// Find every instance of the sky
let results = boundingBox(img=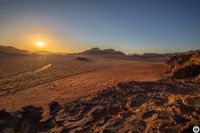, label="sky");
[0,0,200,54]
